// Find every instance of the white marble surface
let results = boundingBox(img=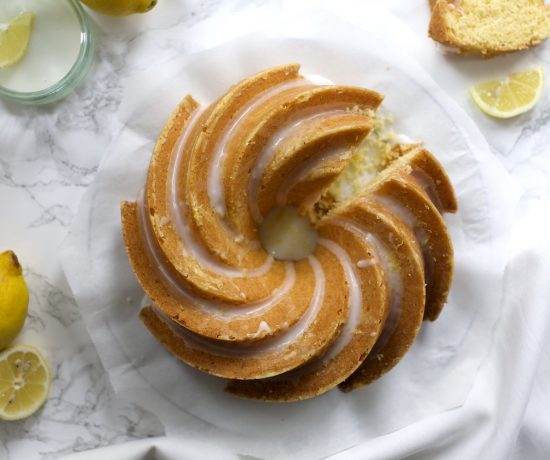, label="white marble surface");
[0,1,247,457]
[1,0,550,458]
